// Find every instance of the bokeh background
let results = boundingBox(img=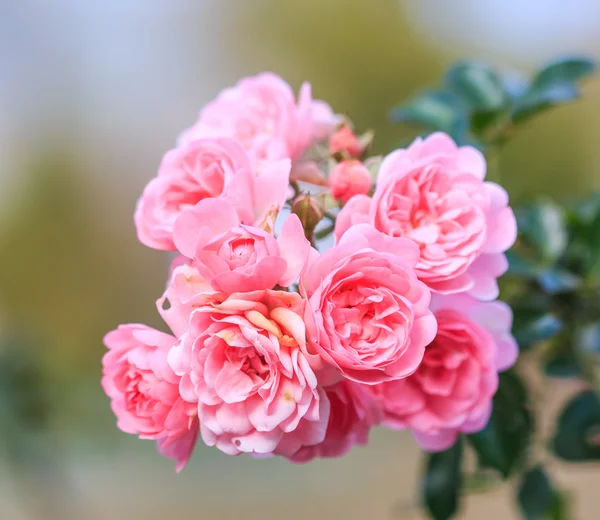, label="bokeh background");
[2,1,600,519]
